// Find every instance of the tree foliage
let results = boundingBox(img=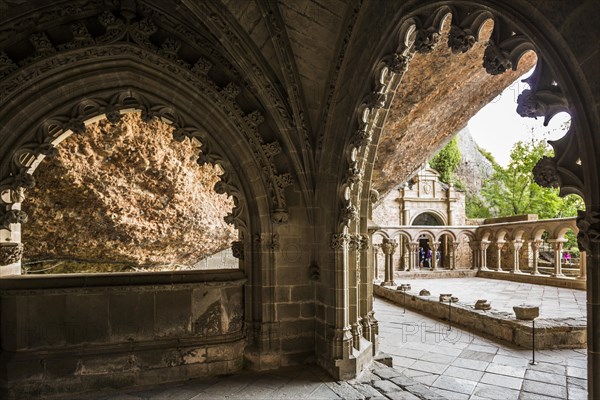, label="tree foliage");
[478,139,584,219]
[430,137,461,184]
